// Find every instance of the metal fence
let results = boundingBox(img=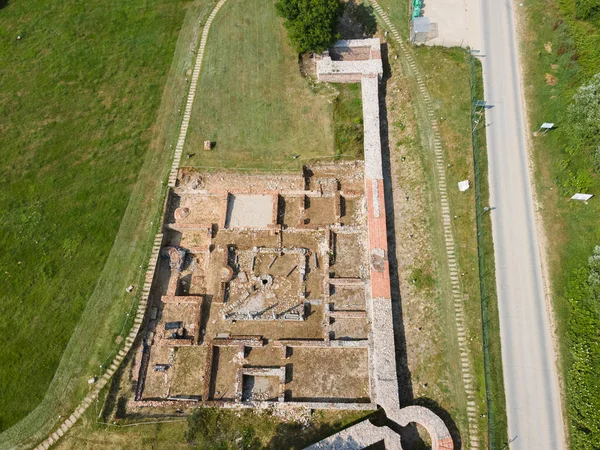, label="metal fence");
[470,54,508,449]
